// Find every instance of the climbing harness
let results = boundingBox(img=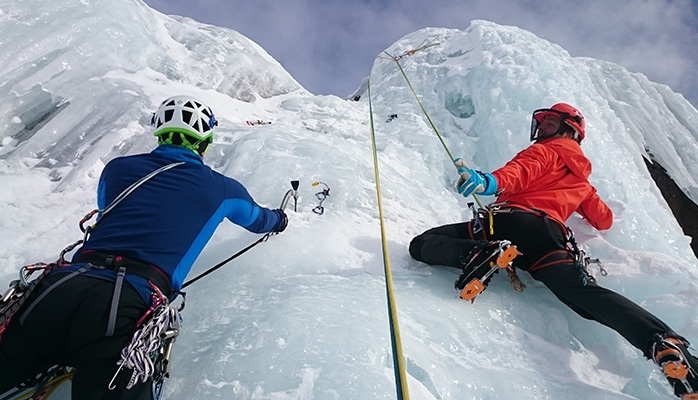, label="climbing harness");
[473,202,607,289]
[1,234,88,343]
[311,181,330,215]
[0,263,56,343]
[0,161,183,398]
